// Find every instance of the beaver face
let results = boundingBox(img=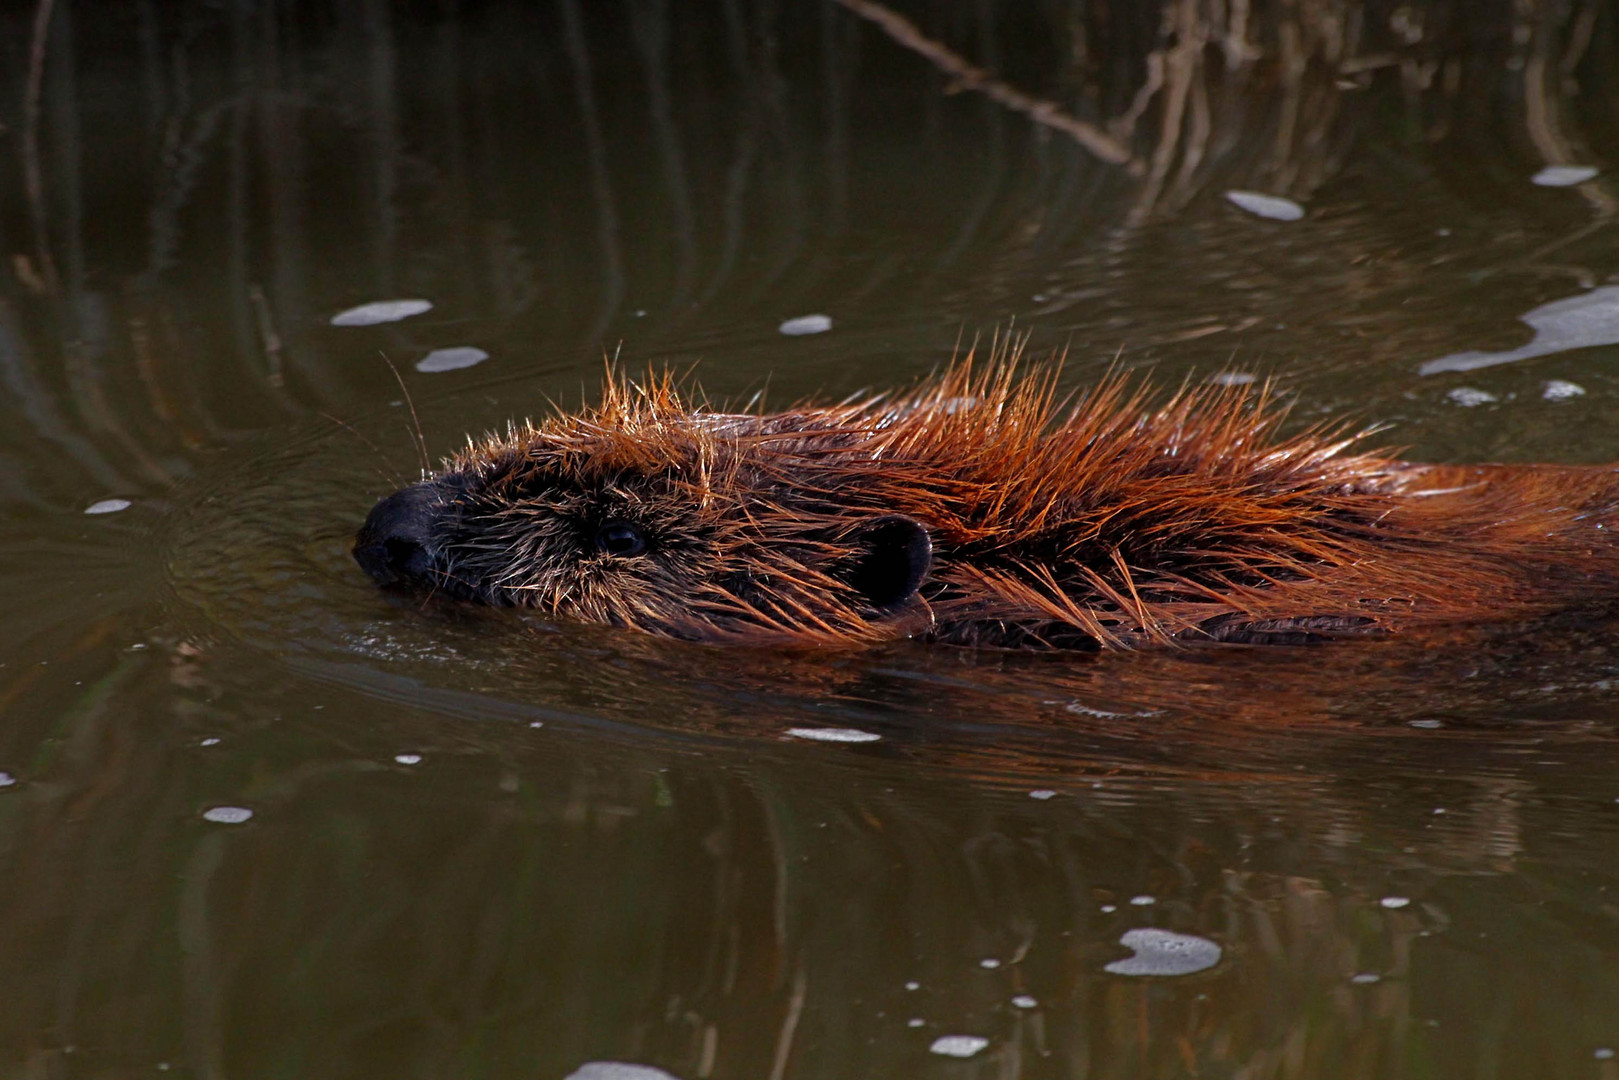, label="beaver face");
[354,413,934,643]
